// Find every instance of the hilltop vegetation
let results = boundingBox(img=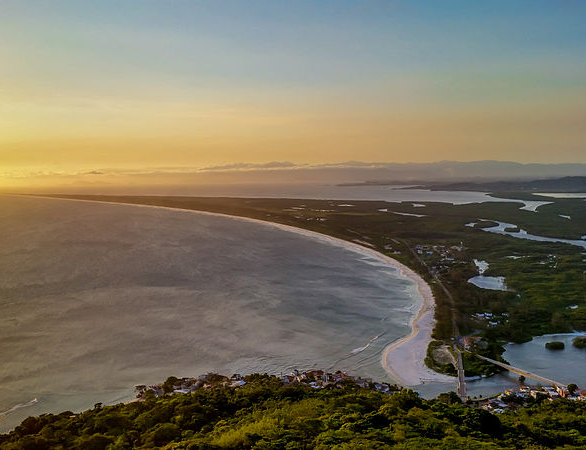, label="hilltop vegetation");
[2,374,586,449]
